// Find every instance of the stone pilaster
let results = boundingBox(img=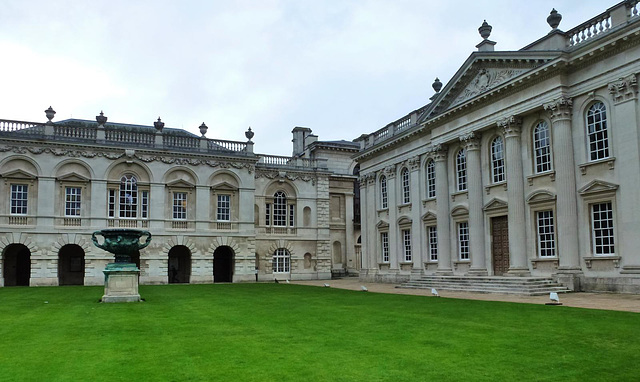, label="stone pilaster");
[544,96,582,288]
[460,132,487,275]
[408,155,423,274]
[498,116,530,276]
[384,164,399,271]
[365,174,377,274]
[433,145,453,275]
